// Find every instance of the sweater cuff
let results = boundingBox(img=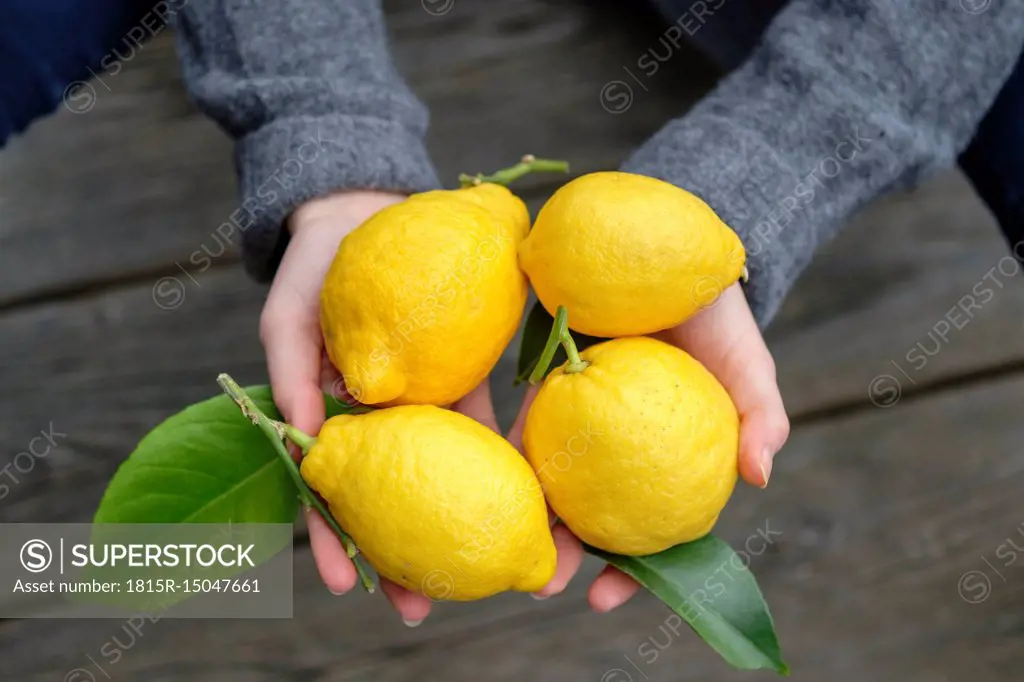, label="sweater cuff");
[235,114,441,281]
[620,80,897,328]
[621,113,803,327]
